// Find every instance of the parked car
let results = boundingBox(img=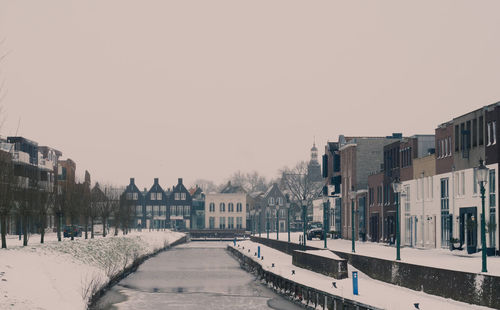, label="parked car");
[307,222,324,240]
[63,225,82,238]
